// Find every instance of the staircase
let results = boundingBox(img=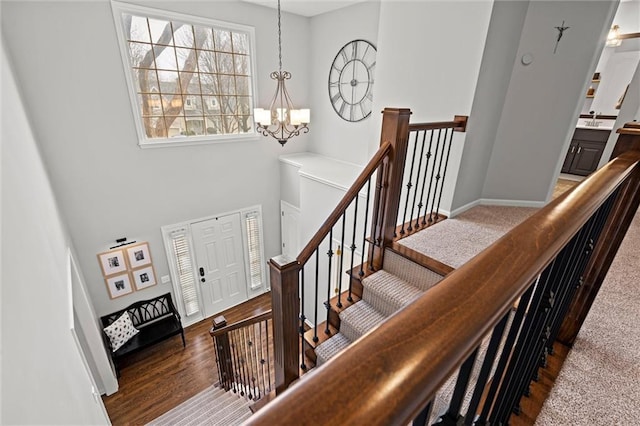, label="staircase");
[314,249,444,366]
[148,385,253,426]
